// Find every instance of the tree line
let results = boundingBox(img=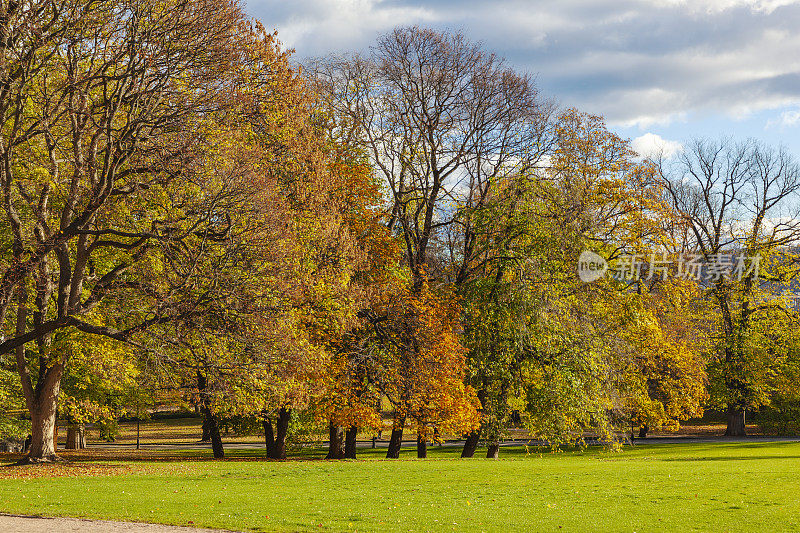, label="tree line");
[1,0,799,463]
